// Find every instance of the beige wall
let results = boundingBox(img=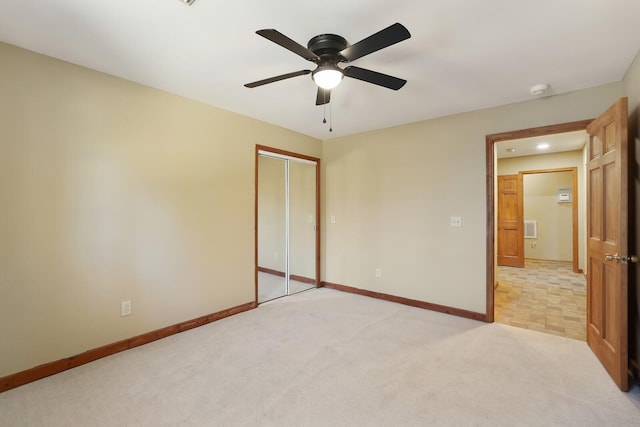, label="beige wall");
[625,48,640,130]
[322,83,623,314]
[498,150,585,269]
[0,42,321,377]
[522,172,573,261]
